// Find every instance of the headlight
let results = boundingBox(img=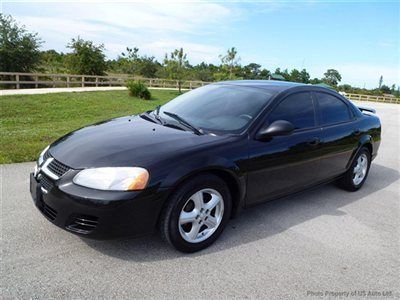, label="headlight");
[38,145,50,166]
[73,167,149,191]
